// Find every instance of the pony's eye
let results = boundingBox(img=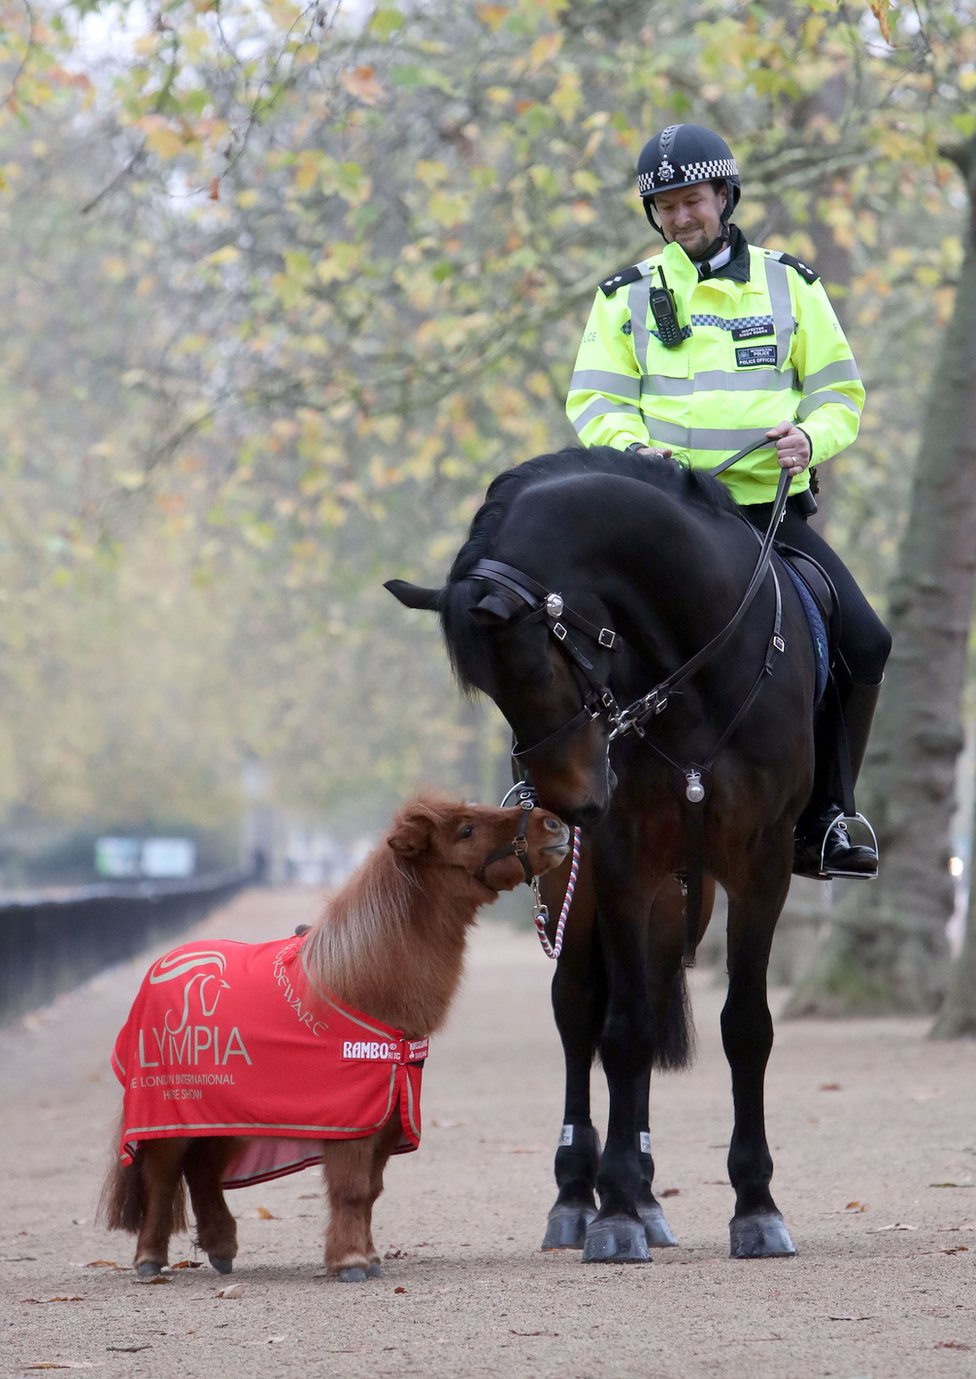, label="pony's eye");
[458,823,475,839]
